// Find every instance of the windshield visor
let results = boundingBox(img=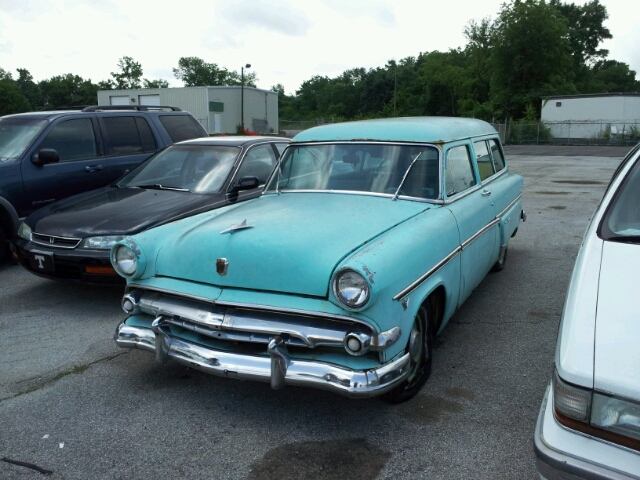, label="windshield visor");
[0,117,48,160]
[118,145,240,193]
[266,143,440,200]
[600,156,640,241]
